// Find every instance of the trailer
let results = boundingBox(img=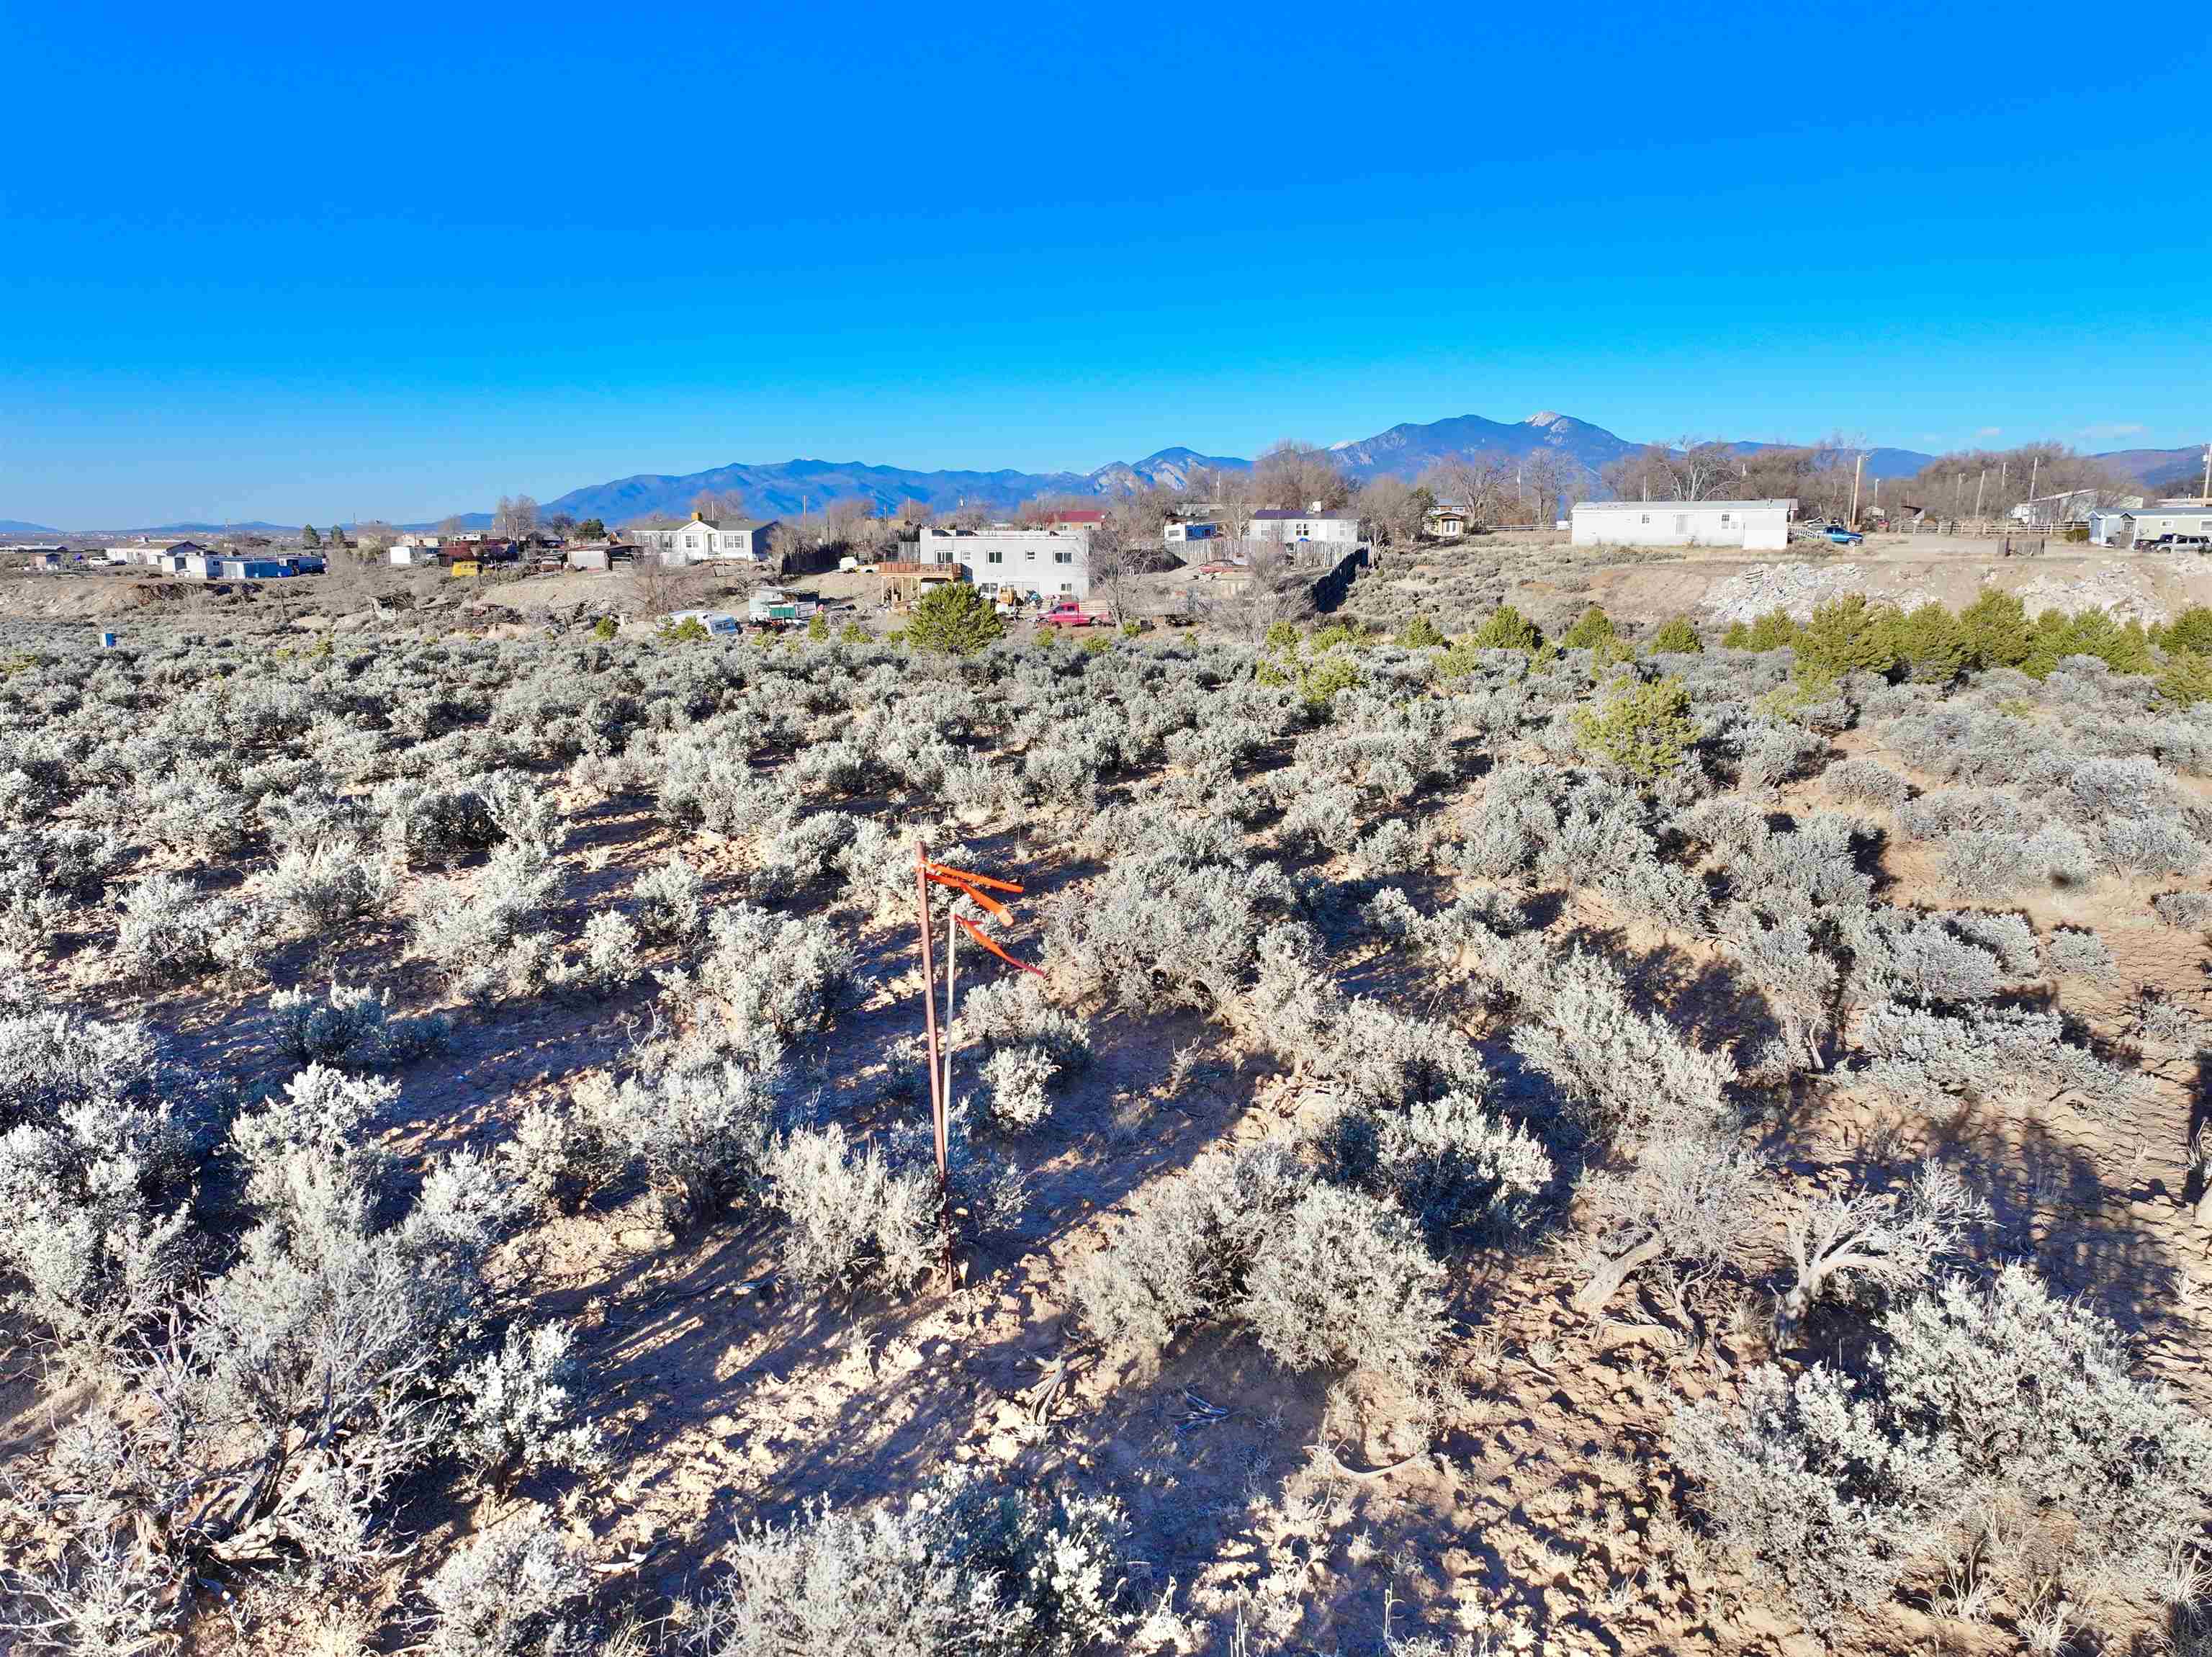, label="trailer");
[747,588,819,627]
